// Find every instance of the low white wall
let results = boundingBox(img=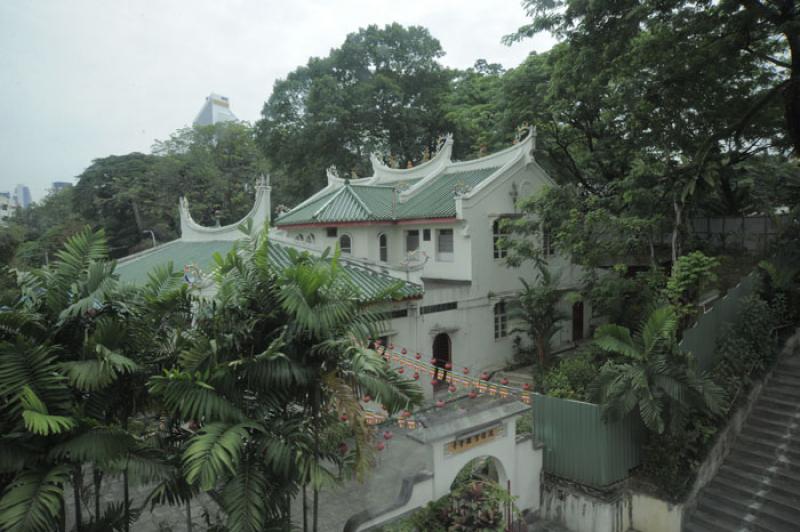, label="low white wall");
[630,493,682,532]
[540,480,631,532]
[348,473,434,532]
[514,436,543,512]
